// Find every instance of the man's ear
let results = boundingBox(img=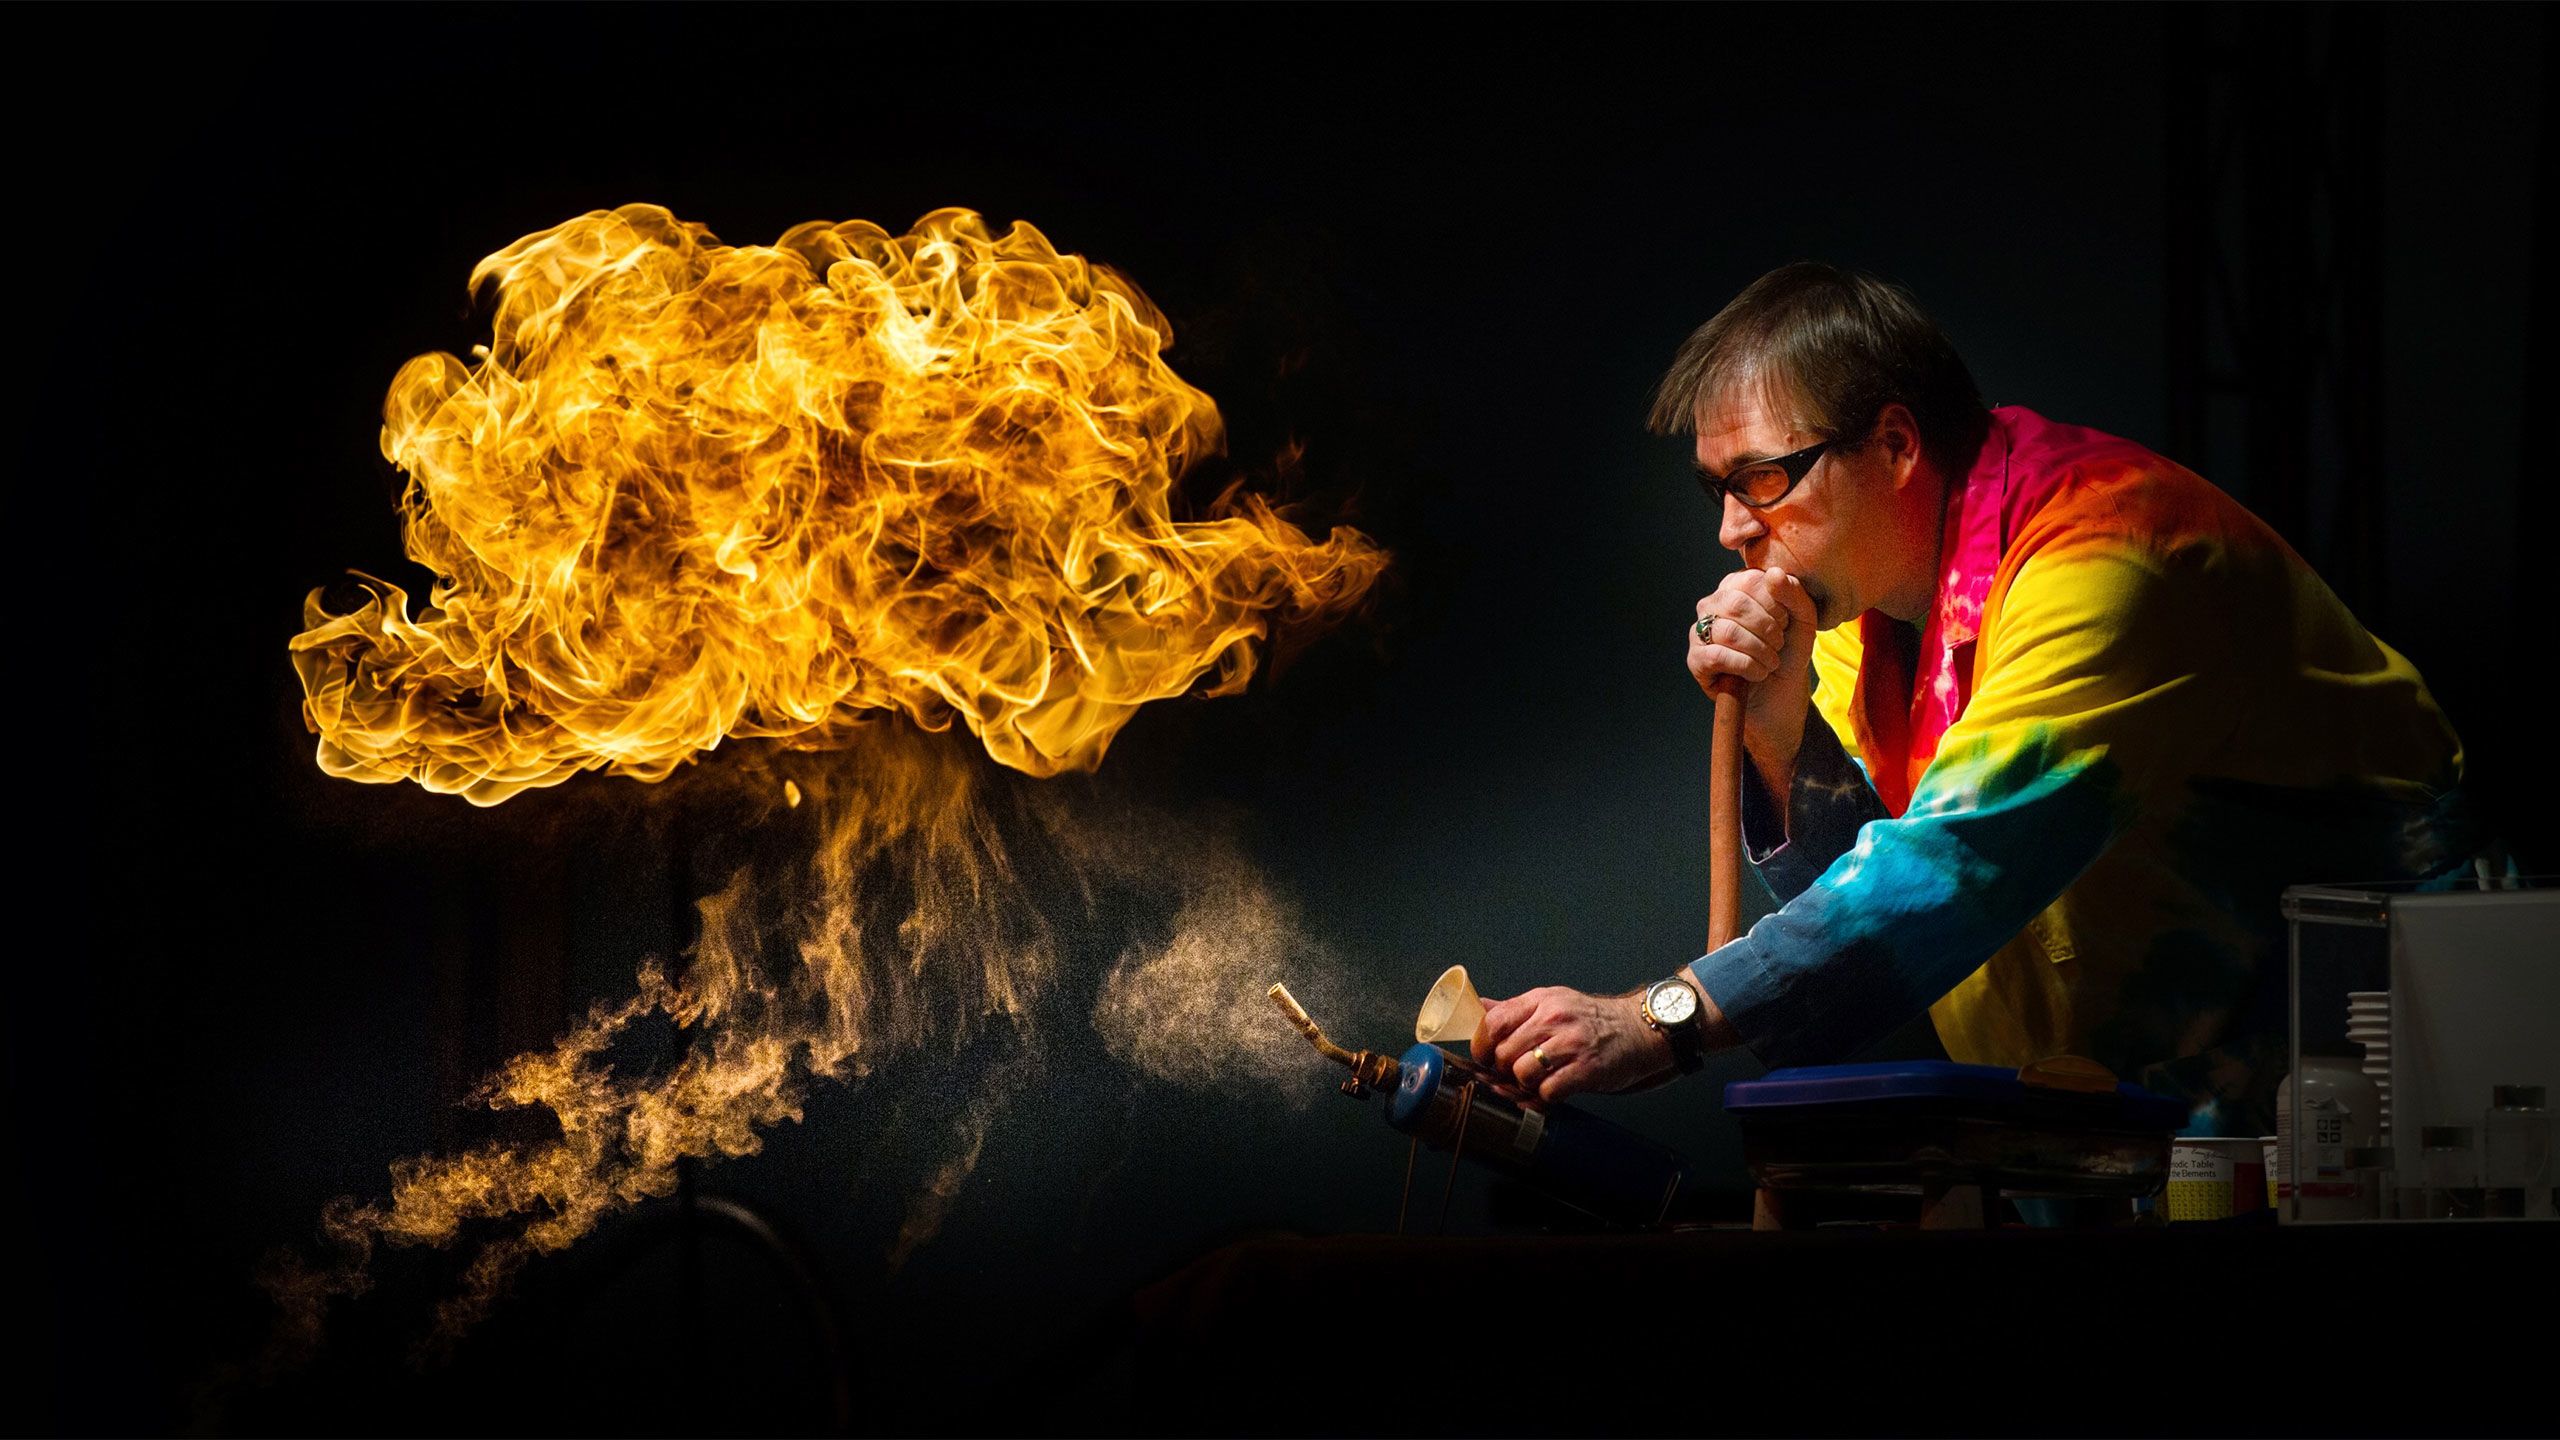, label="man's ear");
[1876,403,1925,489]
